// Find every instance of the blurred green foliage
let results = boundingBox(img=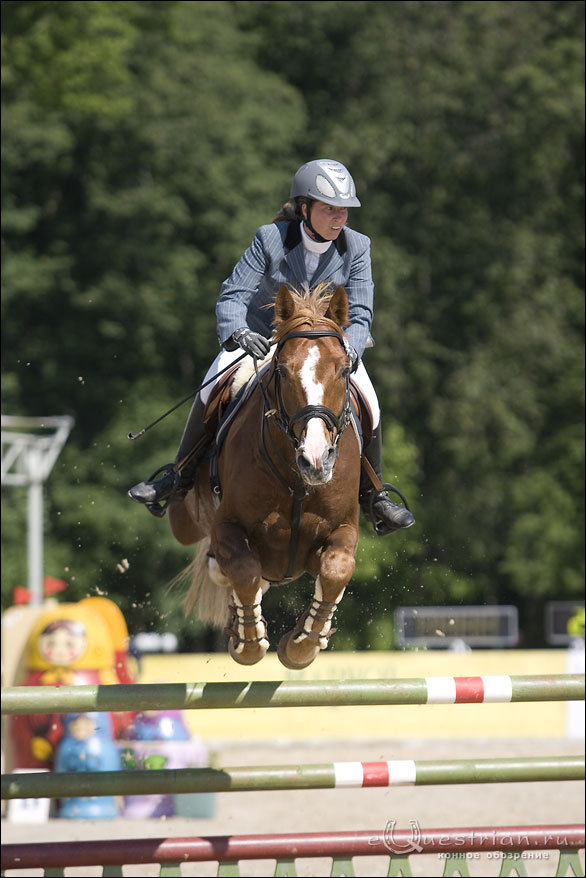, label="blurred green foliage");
[2,0,584,649]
